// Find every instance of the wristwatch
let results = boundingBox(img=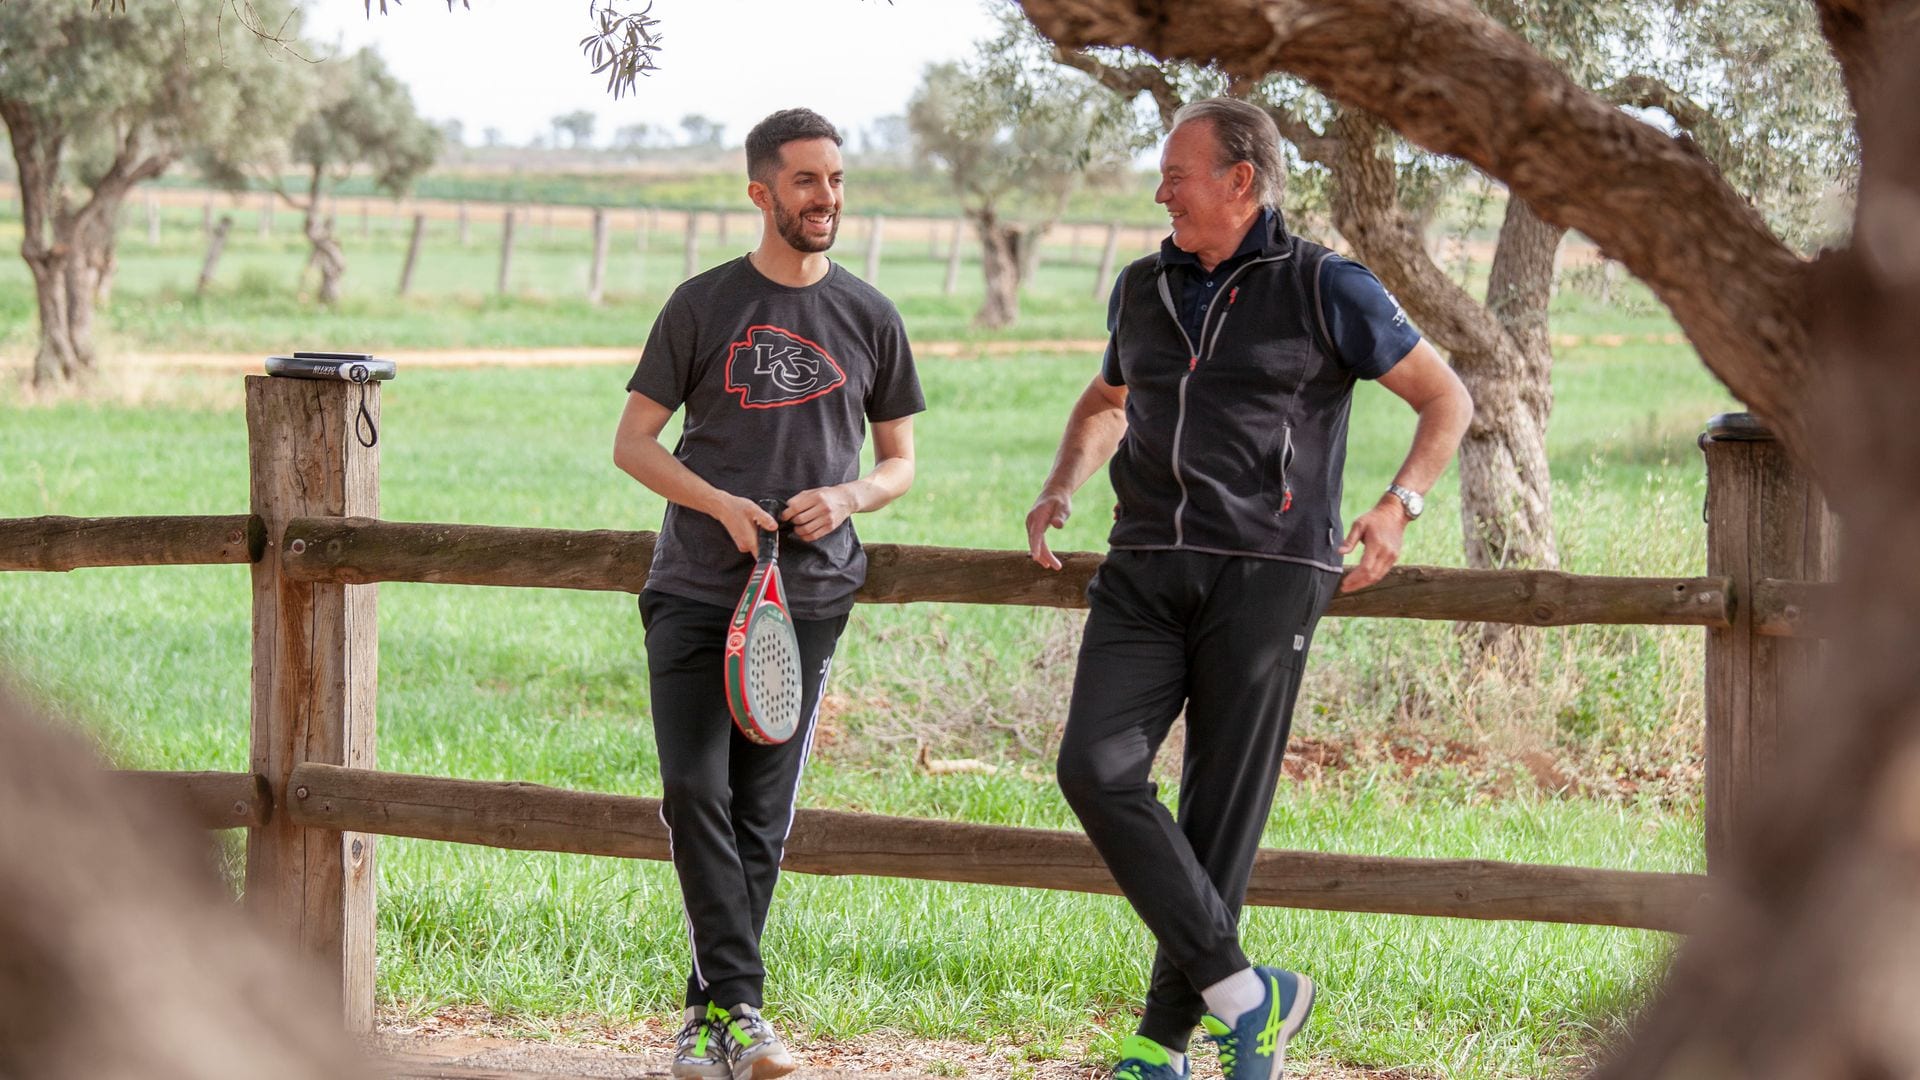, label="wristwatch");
[1386,483,1424,519]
